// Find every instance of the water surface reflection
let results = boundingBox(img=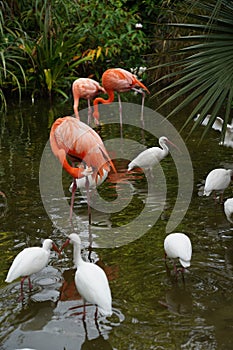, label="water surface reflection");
[1,101,233,349]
